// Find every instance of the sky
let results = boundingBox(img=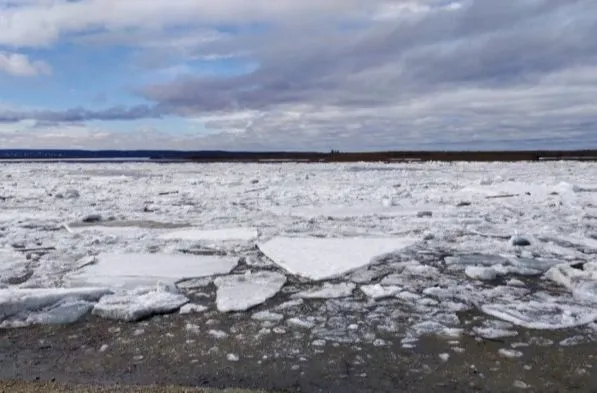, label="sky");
[0,0,596,151]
